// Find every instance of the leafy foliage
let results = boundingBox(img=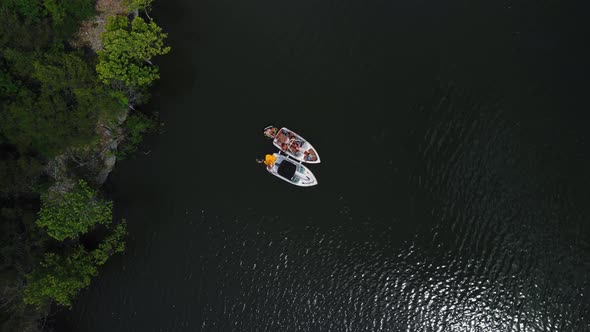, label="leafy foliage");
[0,0,44,23]
[0,0,161,322]
[97,16,170,87]
[123,0,154,11]
[0,201,44,274]
[22,220,127,308]
[0,0,94,45]
[92,221,127,266]
[0,9,52,50]
[0,67,20,97]
[118,112,157,158]
[43,0,95,39]
[23,247,97,308]
[0,50,124,156]
[0,150,44,194]
[36,180,113,241]
[2,48,37,78]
